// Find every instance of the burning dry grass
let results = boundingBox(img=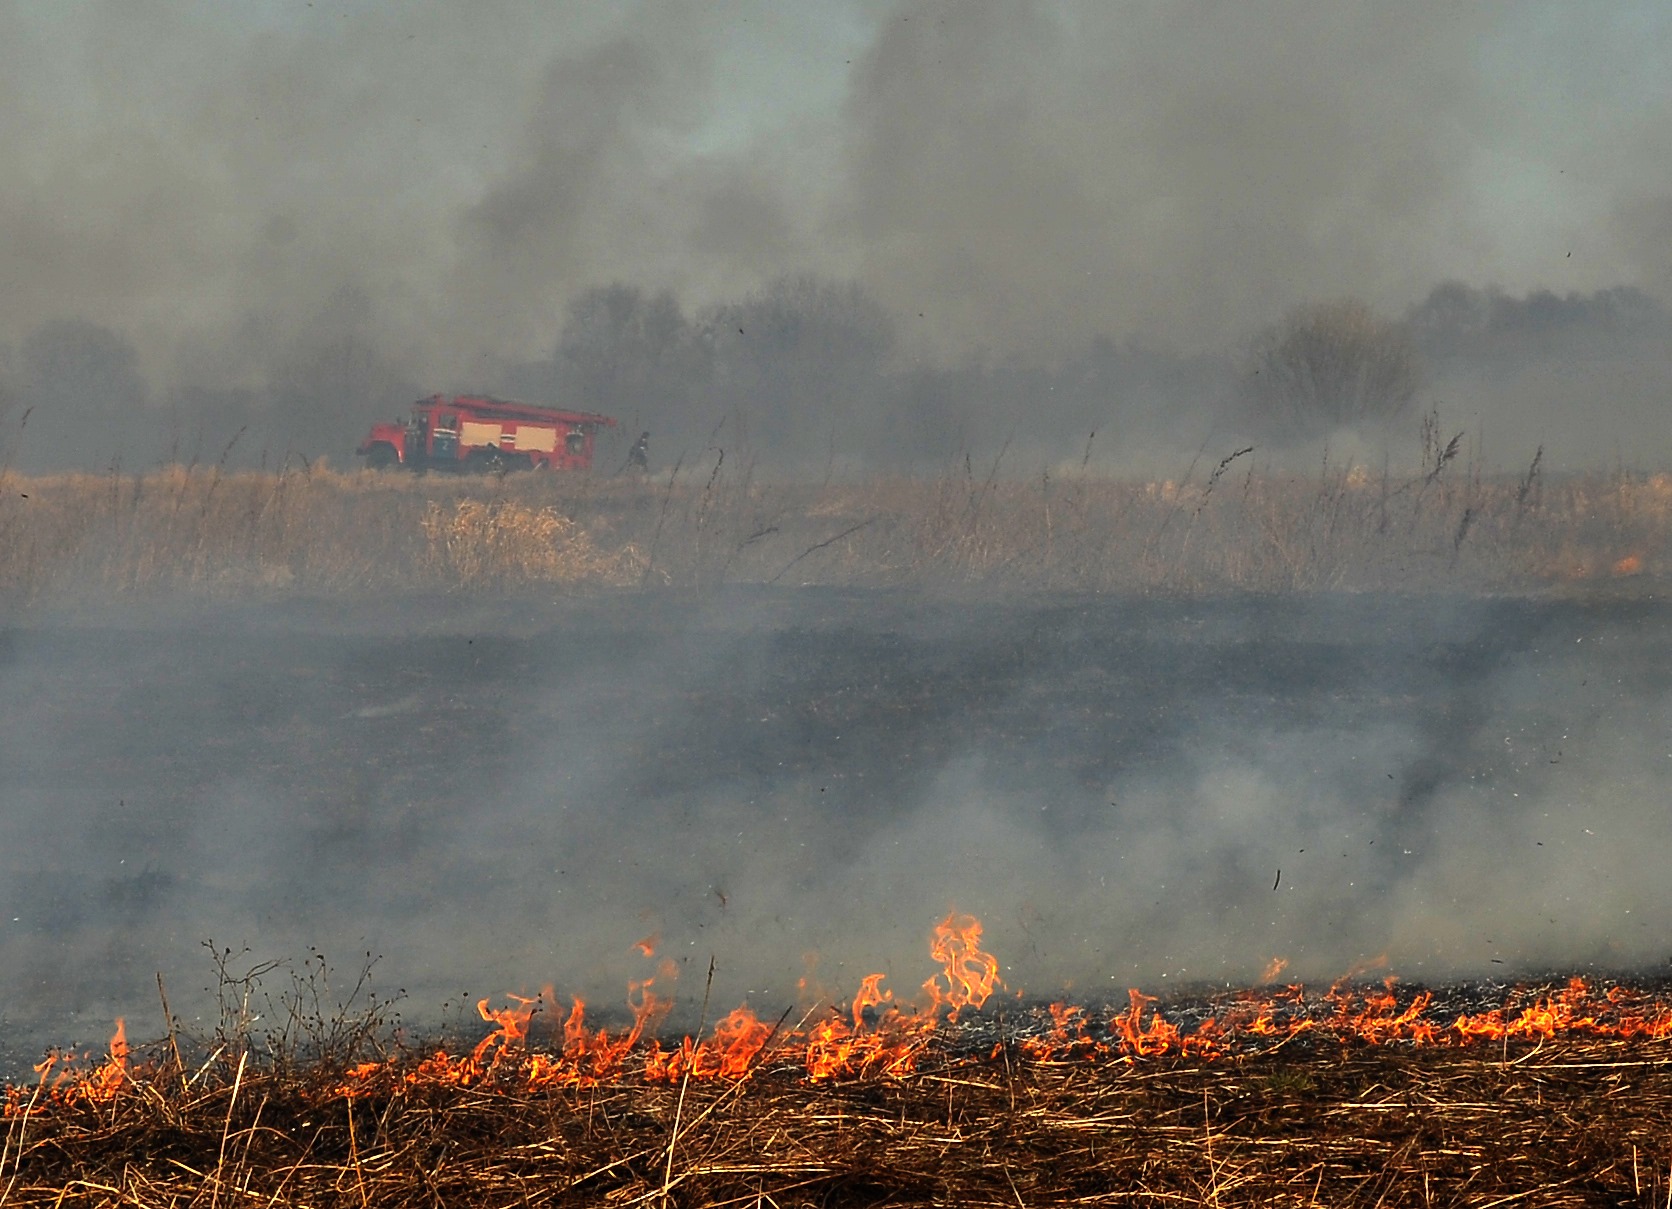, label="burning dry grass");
[7,1011,1672,1206]
[0,450,1670,604]
[9,921,1672,1205]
